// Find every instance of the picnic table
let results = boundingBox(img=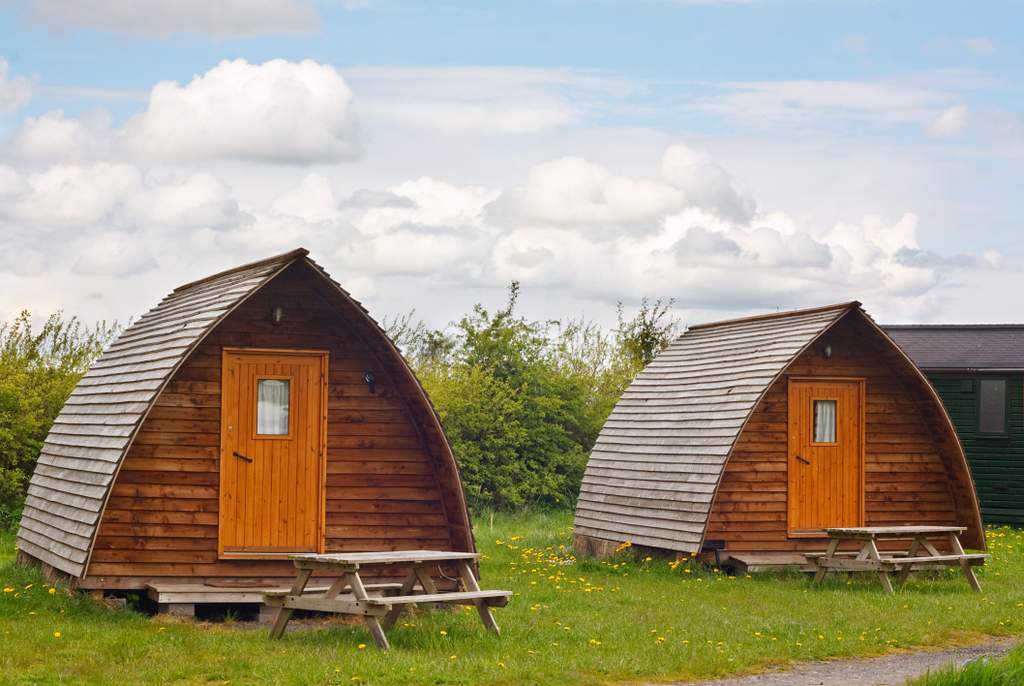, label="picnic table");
[807,526,987,594]
[263,550,512,650]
